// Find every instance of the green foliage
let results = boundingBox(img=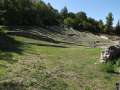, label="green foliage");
[100,58,120,74]
[105,12,114,33]
[0,26,9,35]
[113,59,120,73]
[100,62,115,73]
[0,27,5,34]
[0,0,59,26]
[0,0,118,34]
[85,17,100,33]
[115,20,120,35]
[60,6,68,19]
[115,59,120,67]
[98,20,105,33]
[68,12,76,18]
[62,10,101,33]
[64,17,75,27]
[76,11,87,21]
